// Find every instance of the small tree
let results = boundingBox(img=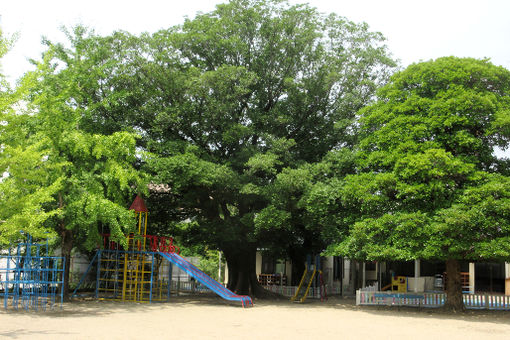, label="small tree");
[330,57,510,310]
